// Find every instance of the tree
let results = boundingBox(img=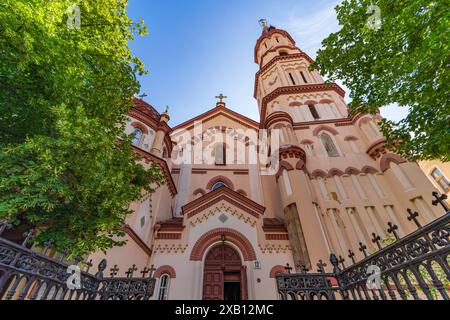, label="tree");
[0,0,165,258]
[312,0,449,162]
